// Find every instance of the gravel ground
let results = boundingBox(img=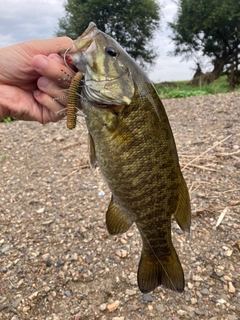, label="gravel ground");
[0,92,239,320]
